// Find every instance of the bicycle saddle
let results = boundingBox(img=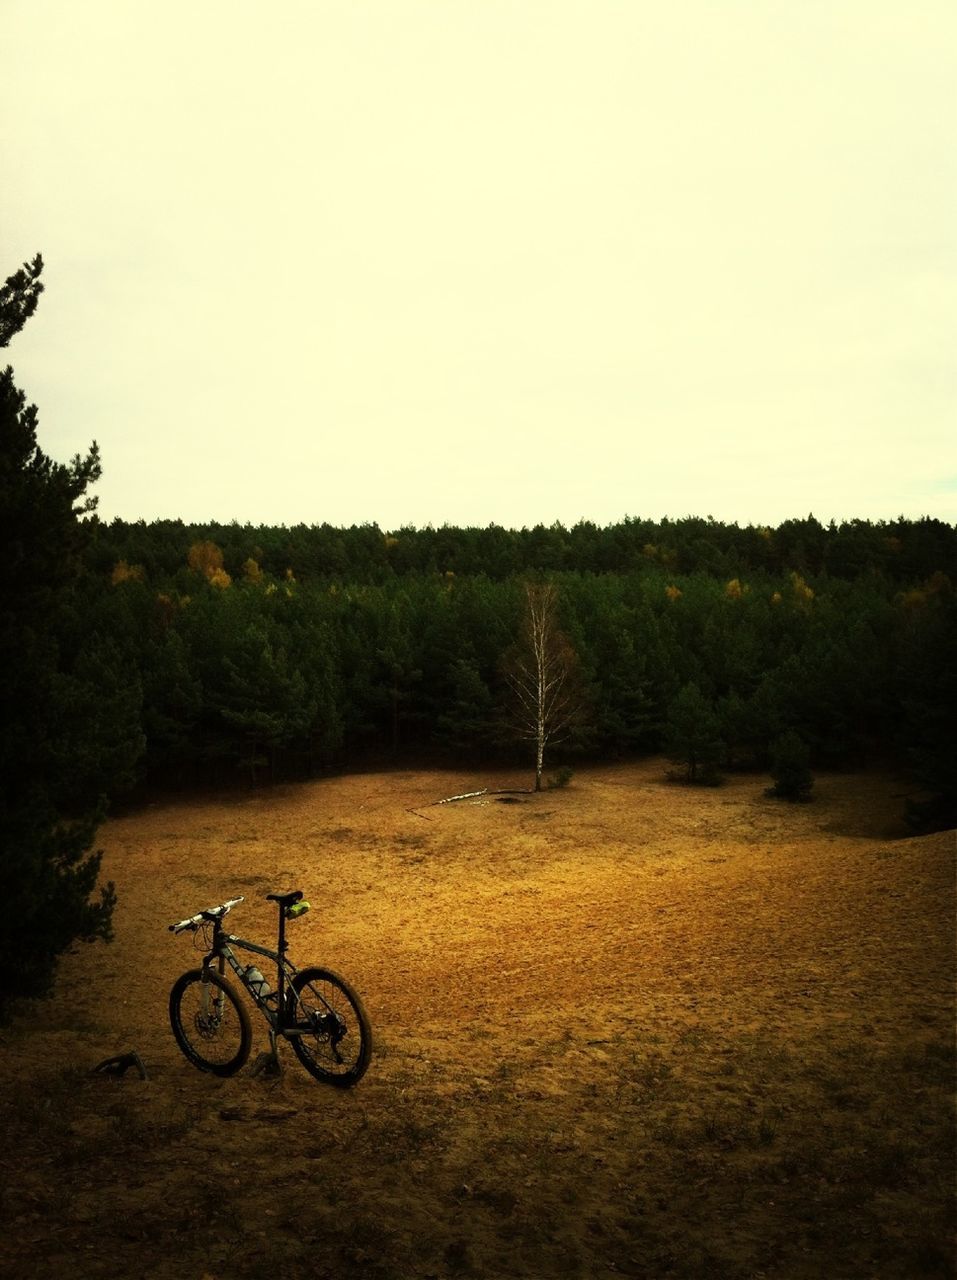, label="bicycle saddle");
[266,890,303,908]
